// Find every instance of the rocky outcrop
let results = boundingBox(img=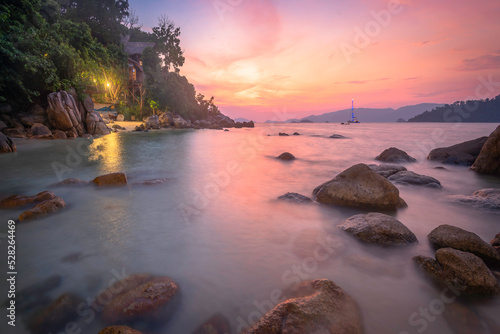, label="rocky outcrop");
[387,171,442,188]
[0,132,16,153]
[368,164,407,178]
[447,188,500,210]
[28,293,83,333]
[313,163,406,210]
[91,173,128,186]
[52,130,67,139]
[413,248,499,296]
[339,212,417,246]
[47,91,85,136]
[21,115,48,127]
[19,196,66,221]
[191,314,231,334]
[243,279,363,334]
[0,191,55,209]
[2,127,26,138]
[86,111,111,135]
[428,137,488,166]
[98,274,179,323]
[145,115,160,129]
[98,326,144,334]
[471,125,500,175]
[375,147,417,163]
[279,132,289,136]
[30,123,52,138]
[277,152,295,160]
[277,192,312,203]
[428,225,500,266]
